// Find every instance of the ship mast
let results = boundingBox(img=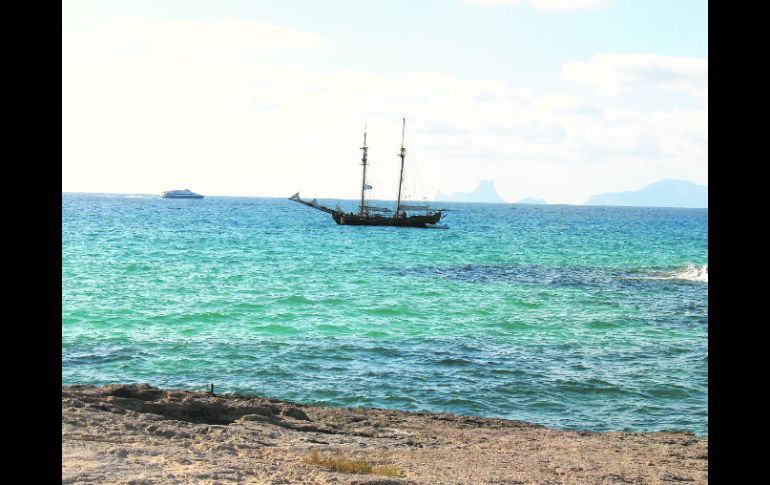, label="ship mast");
[359,126,369,216]
[395,117,406,217]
